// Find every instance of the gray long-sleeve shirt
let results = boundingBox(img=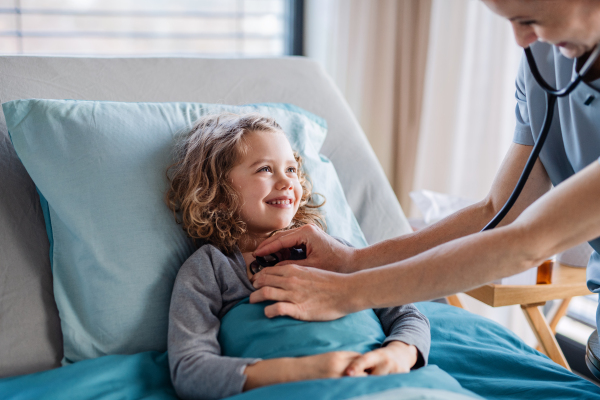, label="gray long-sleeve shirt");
[168,241,431,400]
